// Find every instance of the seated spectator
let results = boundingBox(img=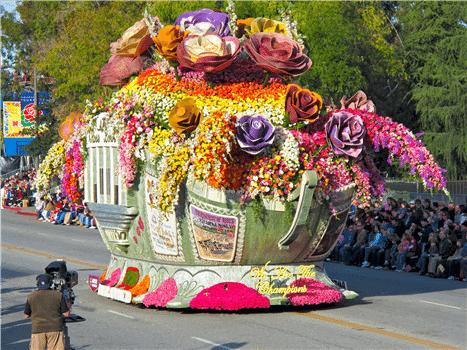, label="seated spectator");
[383,233,399,270]
[35,196,46,220]
[40,197,56,222]
[362,224,389,268]
[342,222,368,266]
[394,232,411,272]
[444,239,466,280]
[416,235,439,275]
[423,228,452,277]
[329,220,353,262]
